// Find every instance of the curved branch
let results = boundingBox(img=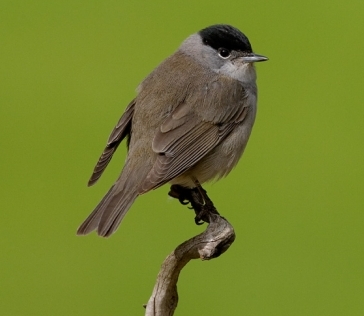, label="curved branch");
[145,184,236,316]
